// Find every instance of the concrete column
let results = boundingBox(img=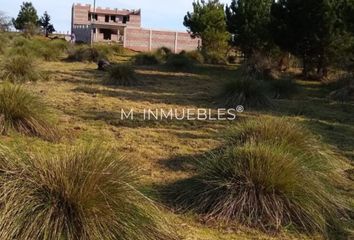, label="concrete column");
[174,32,178,53]
[95,28,98,42]
[149,29,152,51]
[123,27,127,47]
